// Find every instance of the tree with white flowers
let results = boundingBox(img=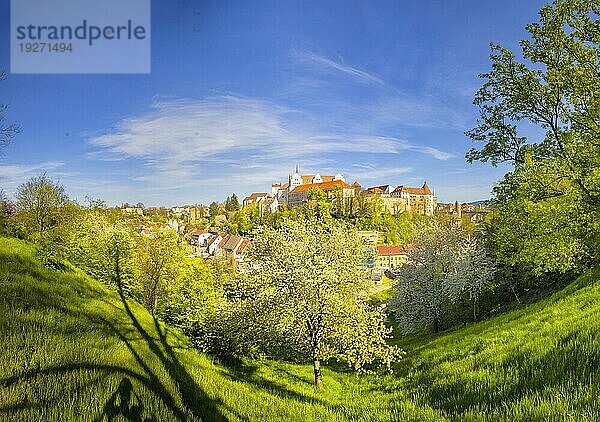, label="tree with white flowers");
[392,221,494,333]
[228,218,401,389]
